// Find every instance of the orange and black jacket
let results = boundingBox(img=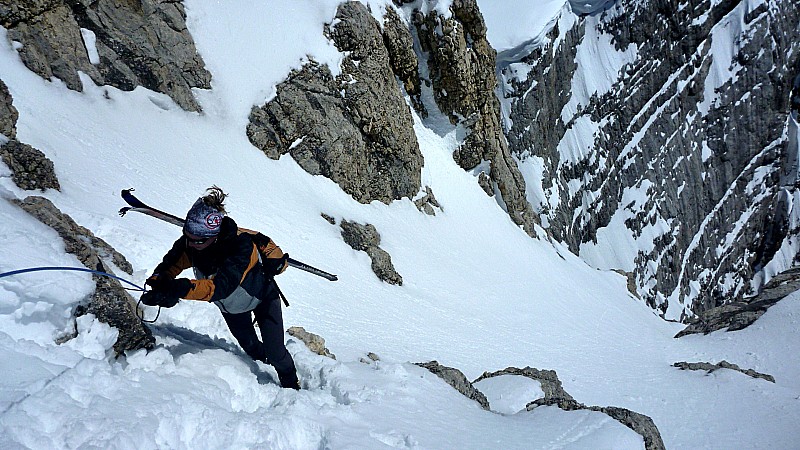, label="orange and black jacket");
[152,216,282,314]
